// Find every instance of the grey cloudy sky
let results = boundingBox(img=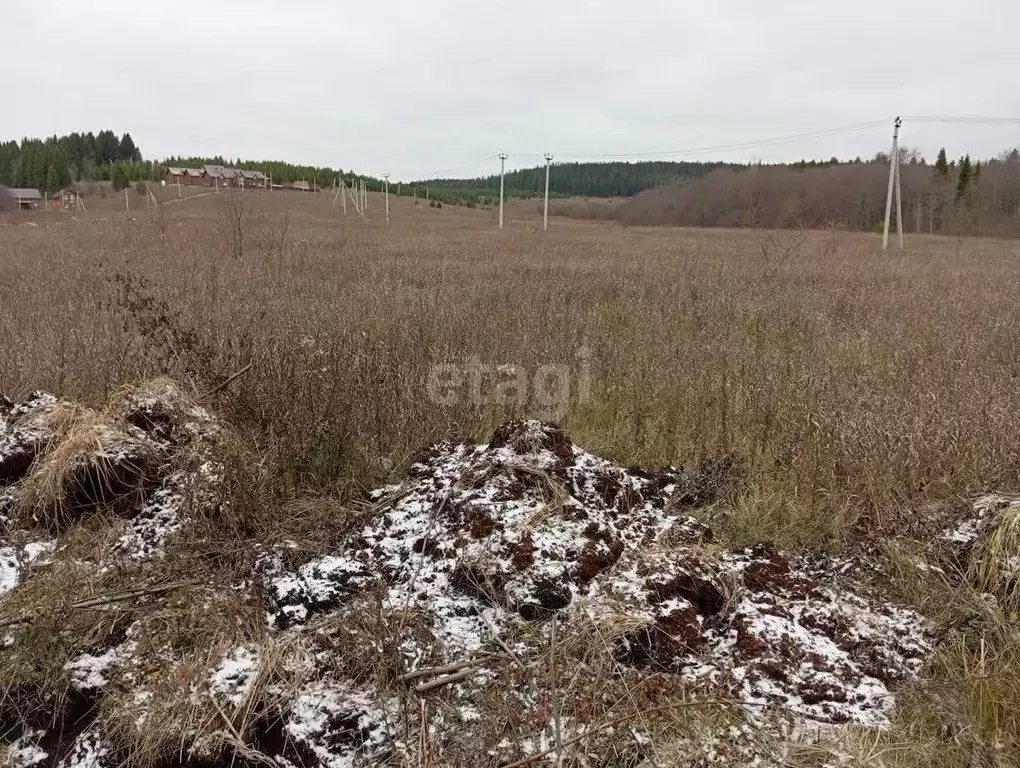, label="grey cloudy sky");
[5,0,1020,180]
